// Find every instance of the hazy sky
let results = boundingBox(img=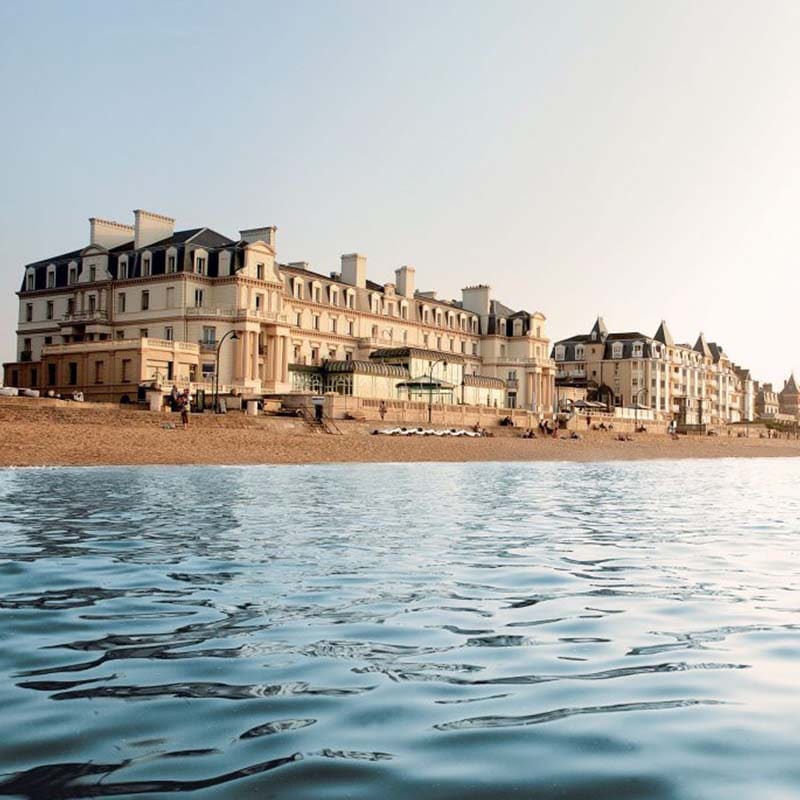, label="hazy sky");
[1,1,798,384]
